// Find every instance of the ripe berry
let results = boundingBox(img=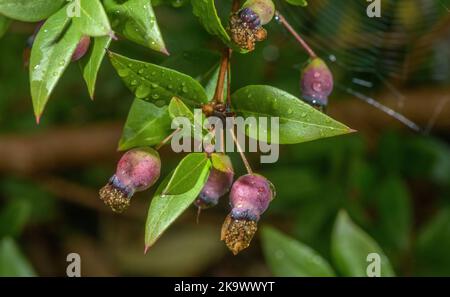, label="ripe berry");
[300,58,334,110]
[194,154,234,209]
[221,174,275,255]
[99,147,161,213]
